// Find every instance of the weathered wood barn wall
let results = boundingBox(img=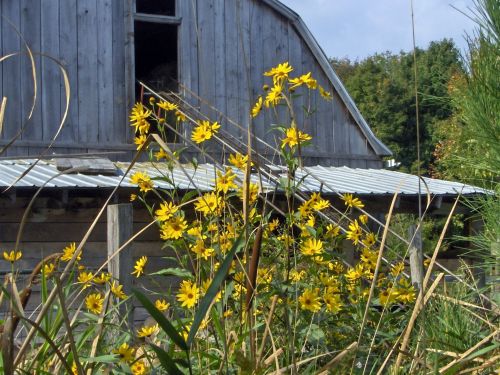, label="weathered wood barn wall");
[0,0,391,167]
